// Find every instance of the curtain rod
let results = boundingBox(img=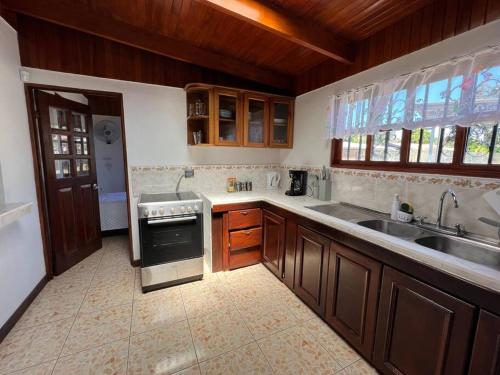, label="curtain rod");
[331,44,500,98]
